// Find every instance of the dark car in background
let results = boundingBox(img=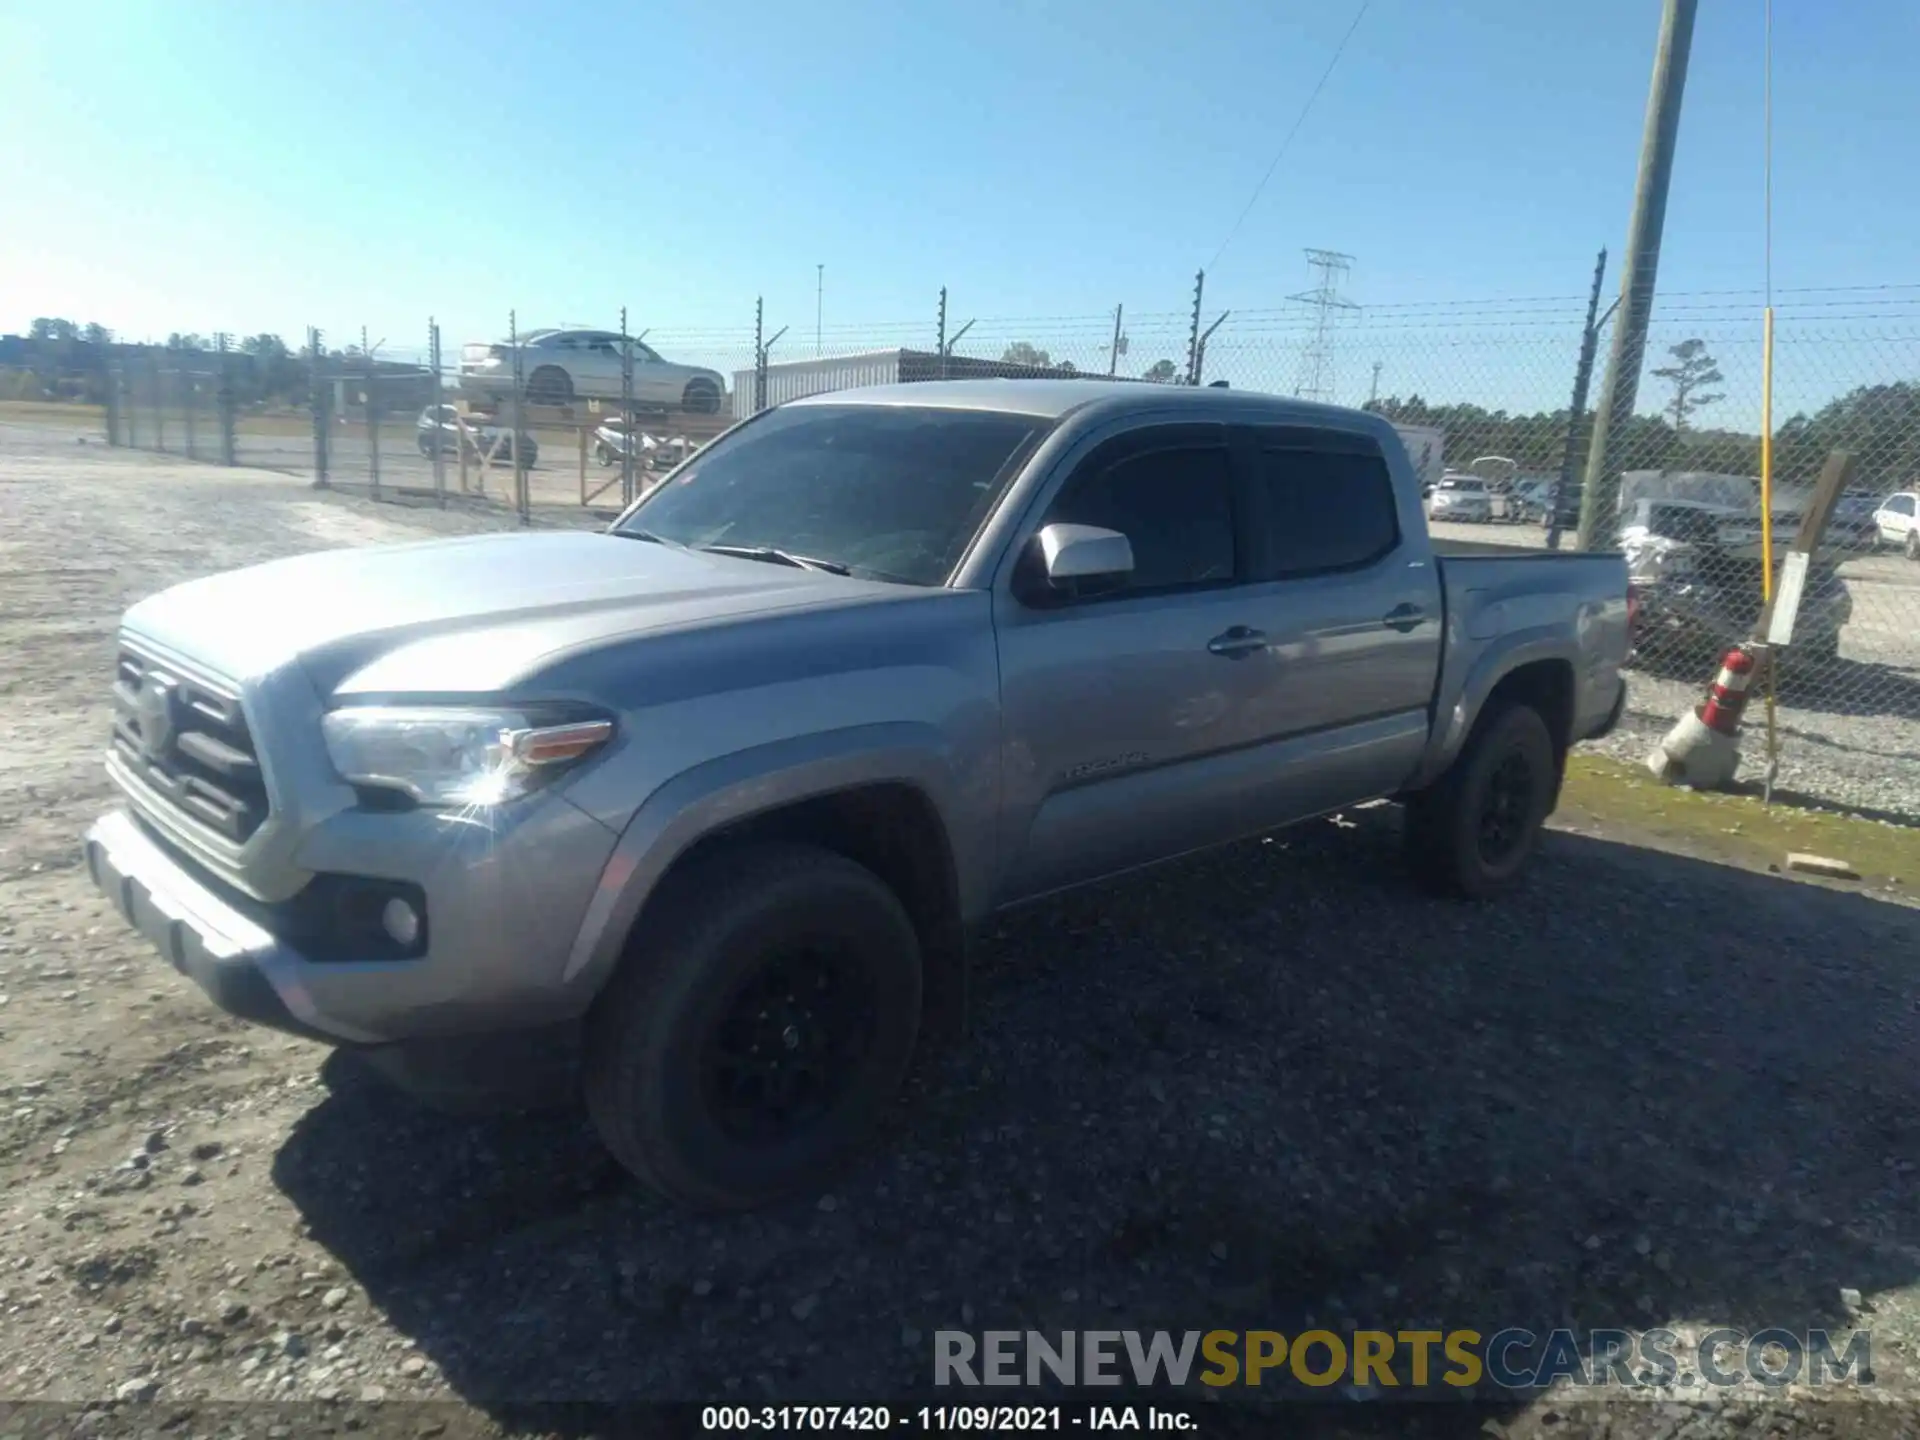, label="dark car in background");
[415,404,538,467]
